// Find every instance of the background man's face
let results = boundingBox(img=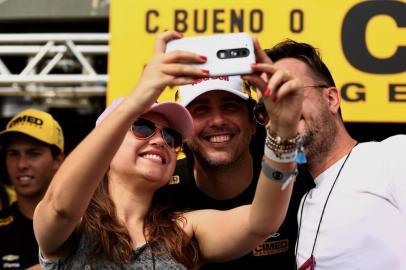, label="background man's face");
[273,58,337,162]
[186,91,255,168]
[5,136,61,199]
